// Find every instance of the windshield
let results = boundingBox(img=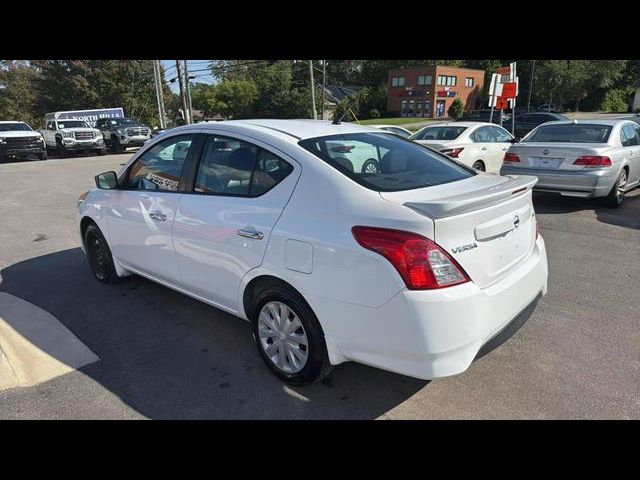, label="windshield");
[298,132,474,192]
[109,118,139,126]
[524,123,612,143]
[57,120,89,129]
[411,126,467,141]
[0,122,33,132]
